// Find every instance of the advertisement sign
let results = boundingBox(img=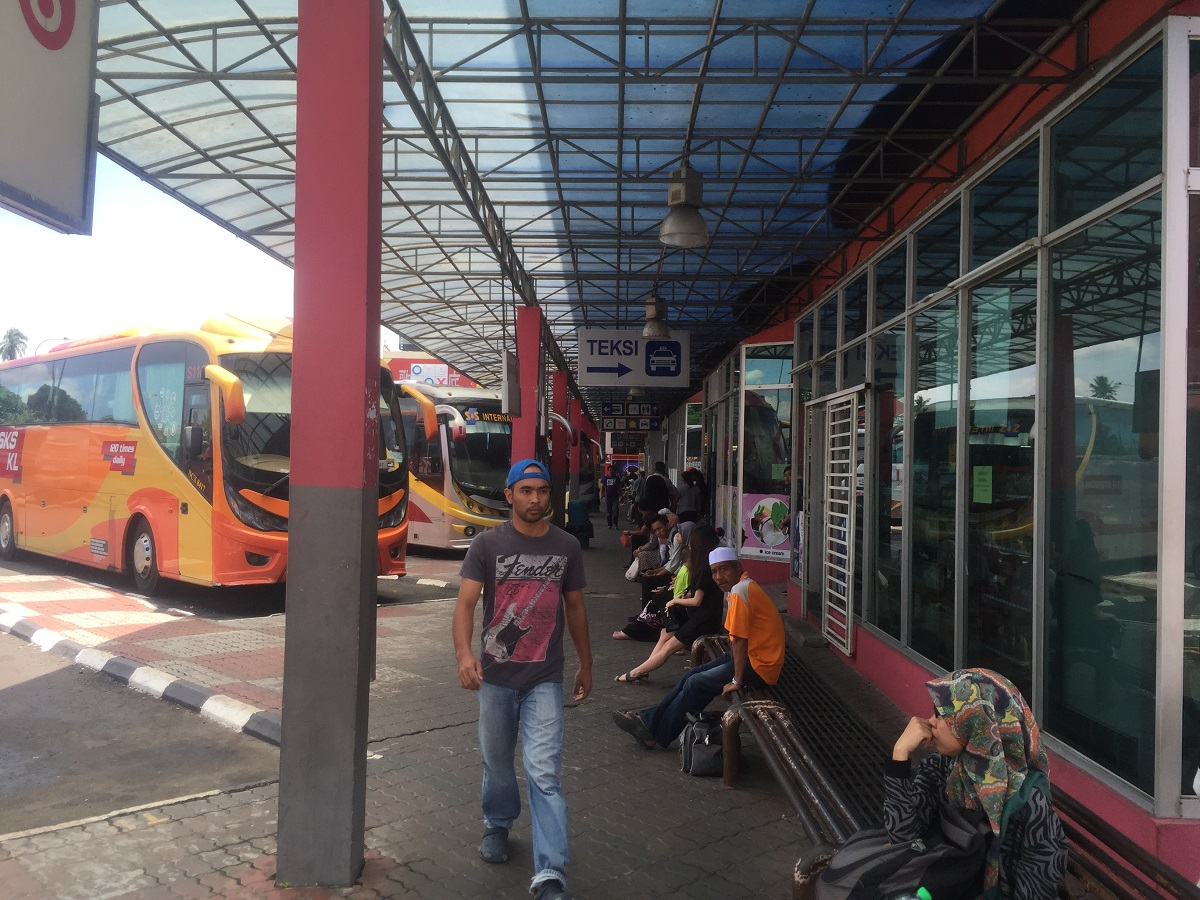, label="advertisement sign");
[385,354,478,388]
[102,440,137,475]
[0,428,25,481]
[740,492,791,561]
